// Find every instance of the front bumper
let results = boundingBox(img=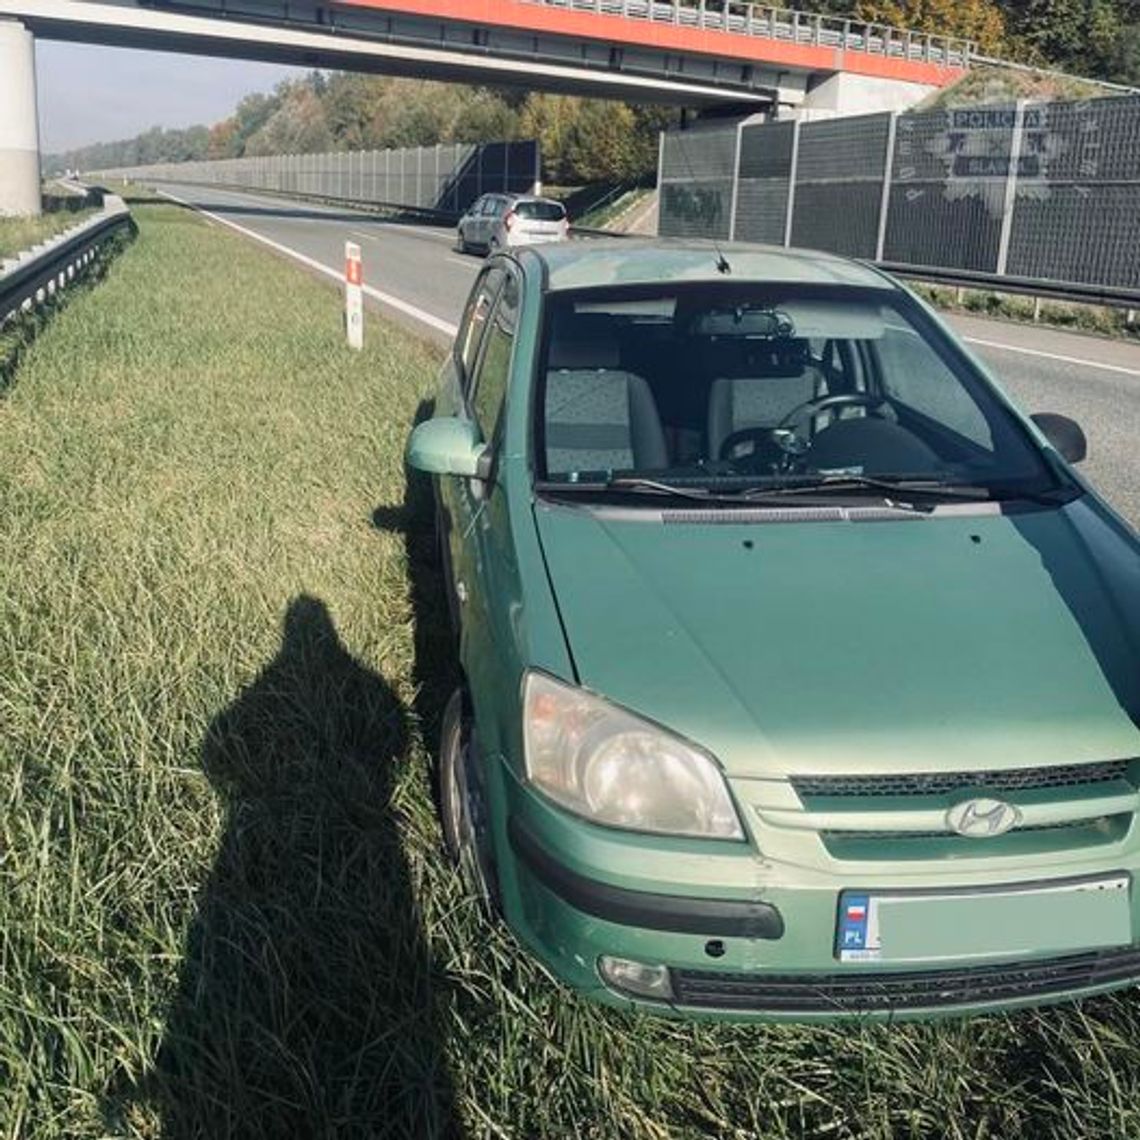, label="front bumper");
[500,783,1140,1021]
